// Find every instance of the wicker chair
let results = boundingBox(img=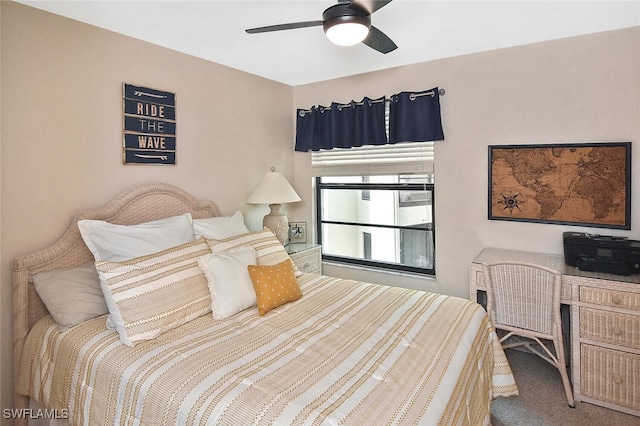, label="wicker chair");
[482,261,575,407]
